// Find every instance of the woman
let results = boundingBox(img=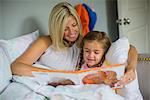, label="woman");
[11,1,136,89]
